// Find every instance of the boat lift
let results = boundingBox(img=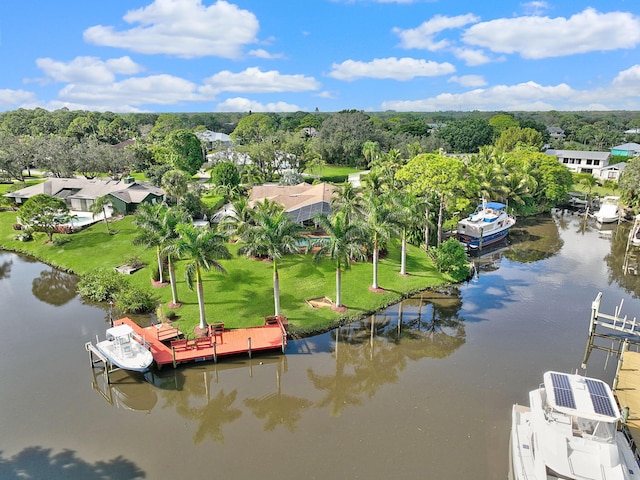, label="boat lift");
[581,292,640,371]
[85,338,123,384]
